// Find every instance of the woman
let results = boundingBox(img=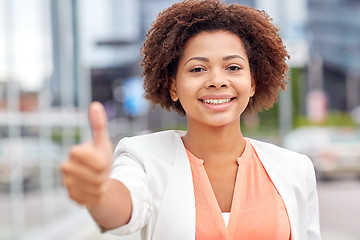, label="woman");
[61,0,321,239]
